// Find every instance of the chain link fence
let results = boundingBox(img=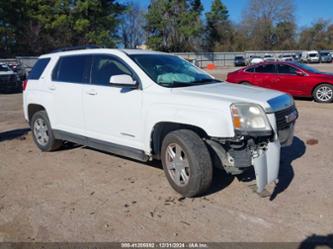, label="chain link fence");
[1,50,333,73]
[174,50,333,67]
